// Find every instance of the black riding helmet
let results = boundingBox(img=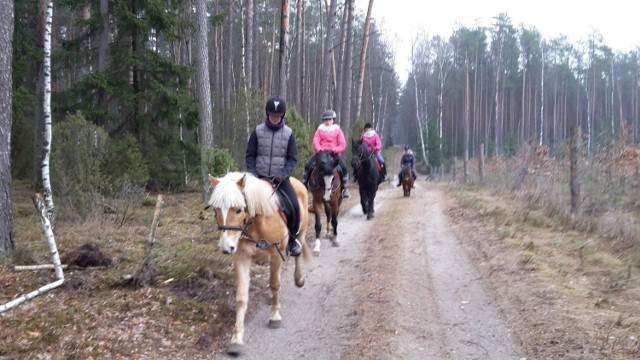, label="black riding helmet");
[404,145,410,151]
[265,96,286,118]
[321,109,337,121]
[364,122,373,130]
